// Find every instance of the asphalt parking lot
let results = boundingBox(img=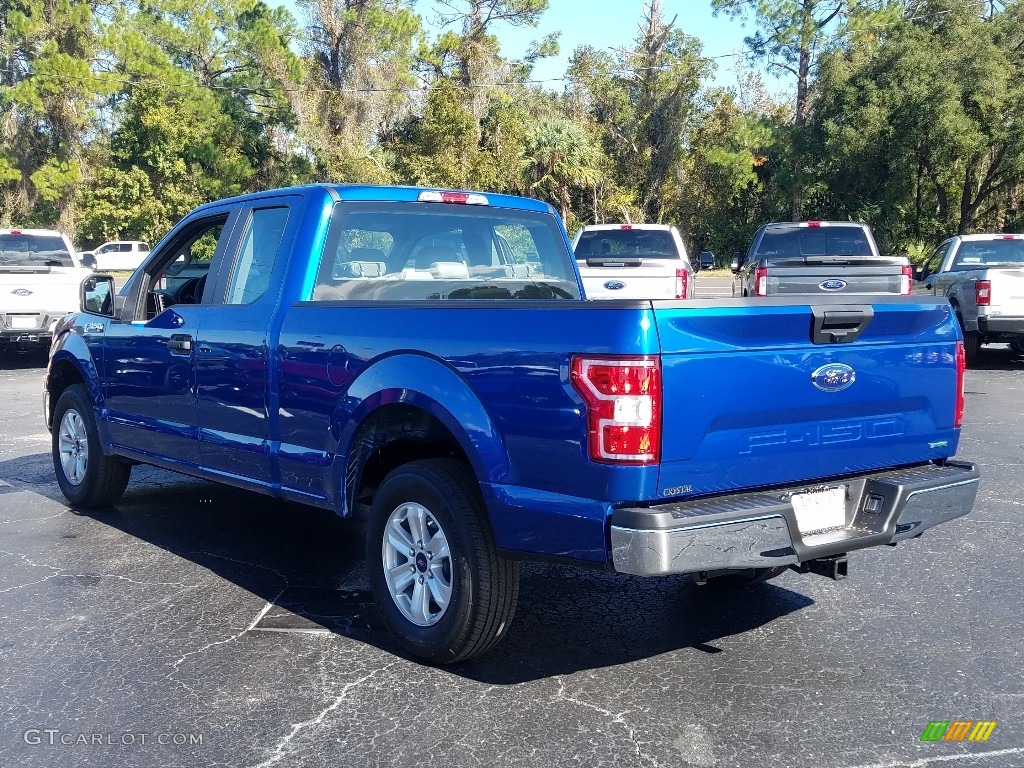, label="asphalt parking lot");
[1,344,1022,768]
